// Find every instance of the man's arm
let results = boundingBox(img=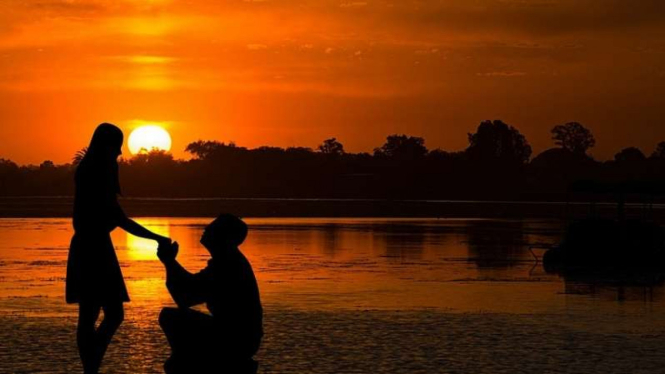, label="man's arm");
[158,242,208,309]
